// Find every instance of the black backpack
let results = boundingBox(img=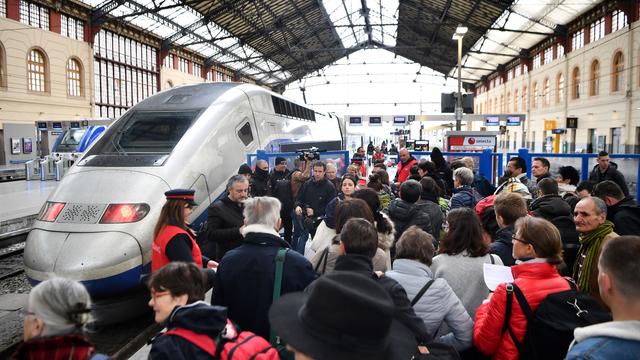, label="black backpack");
[503,279,612,360]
